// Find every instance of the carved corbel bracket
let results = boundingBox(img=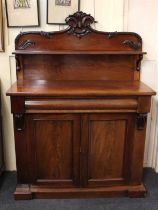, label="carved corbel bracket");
[136,113,147,130]
[136,54,143,71]
[14,114,25,131]
[15,55,21,72]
